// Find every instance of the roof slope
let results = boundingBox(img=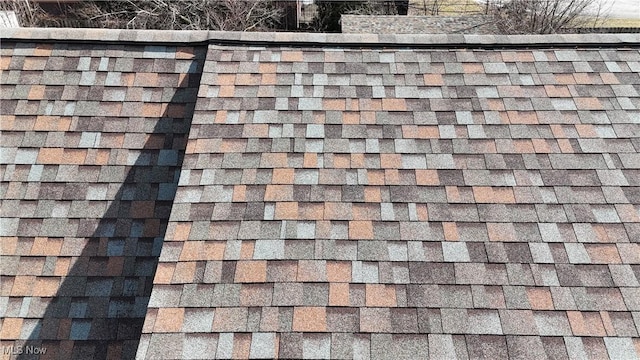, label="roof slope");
[1,30,639,359]
[0,40,205,358]
[138,42,640,358]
